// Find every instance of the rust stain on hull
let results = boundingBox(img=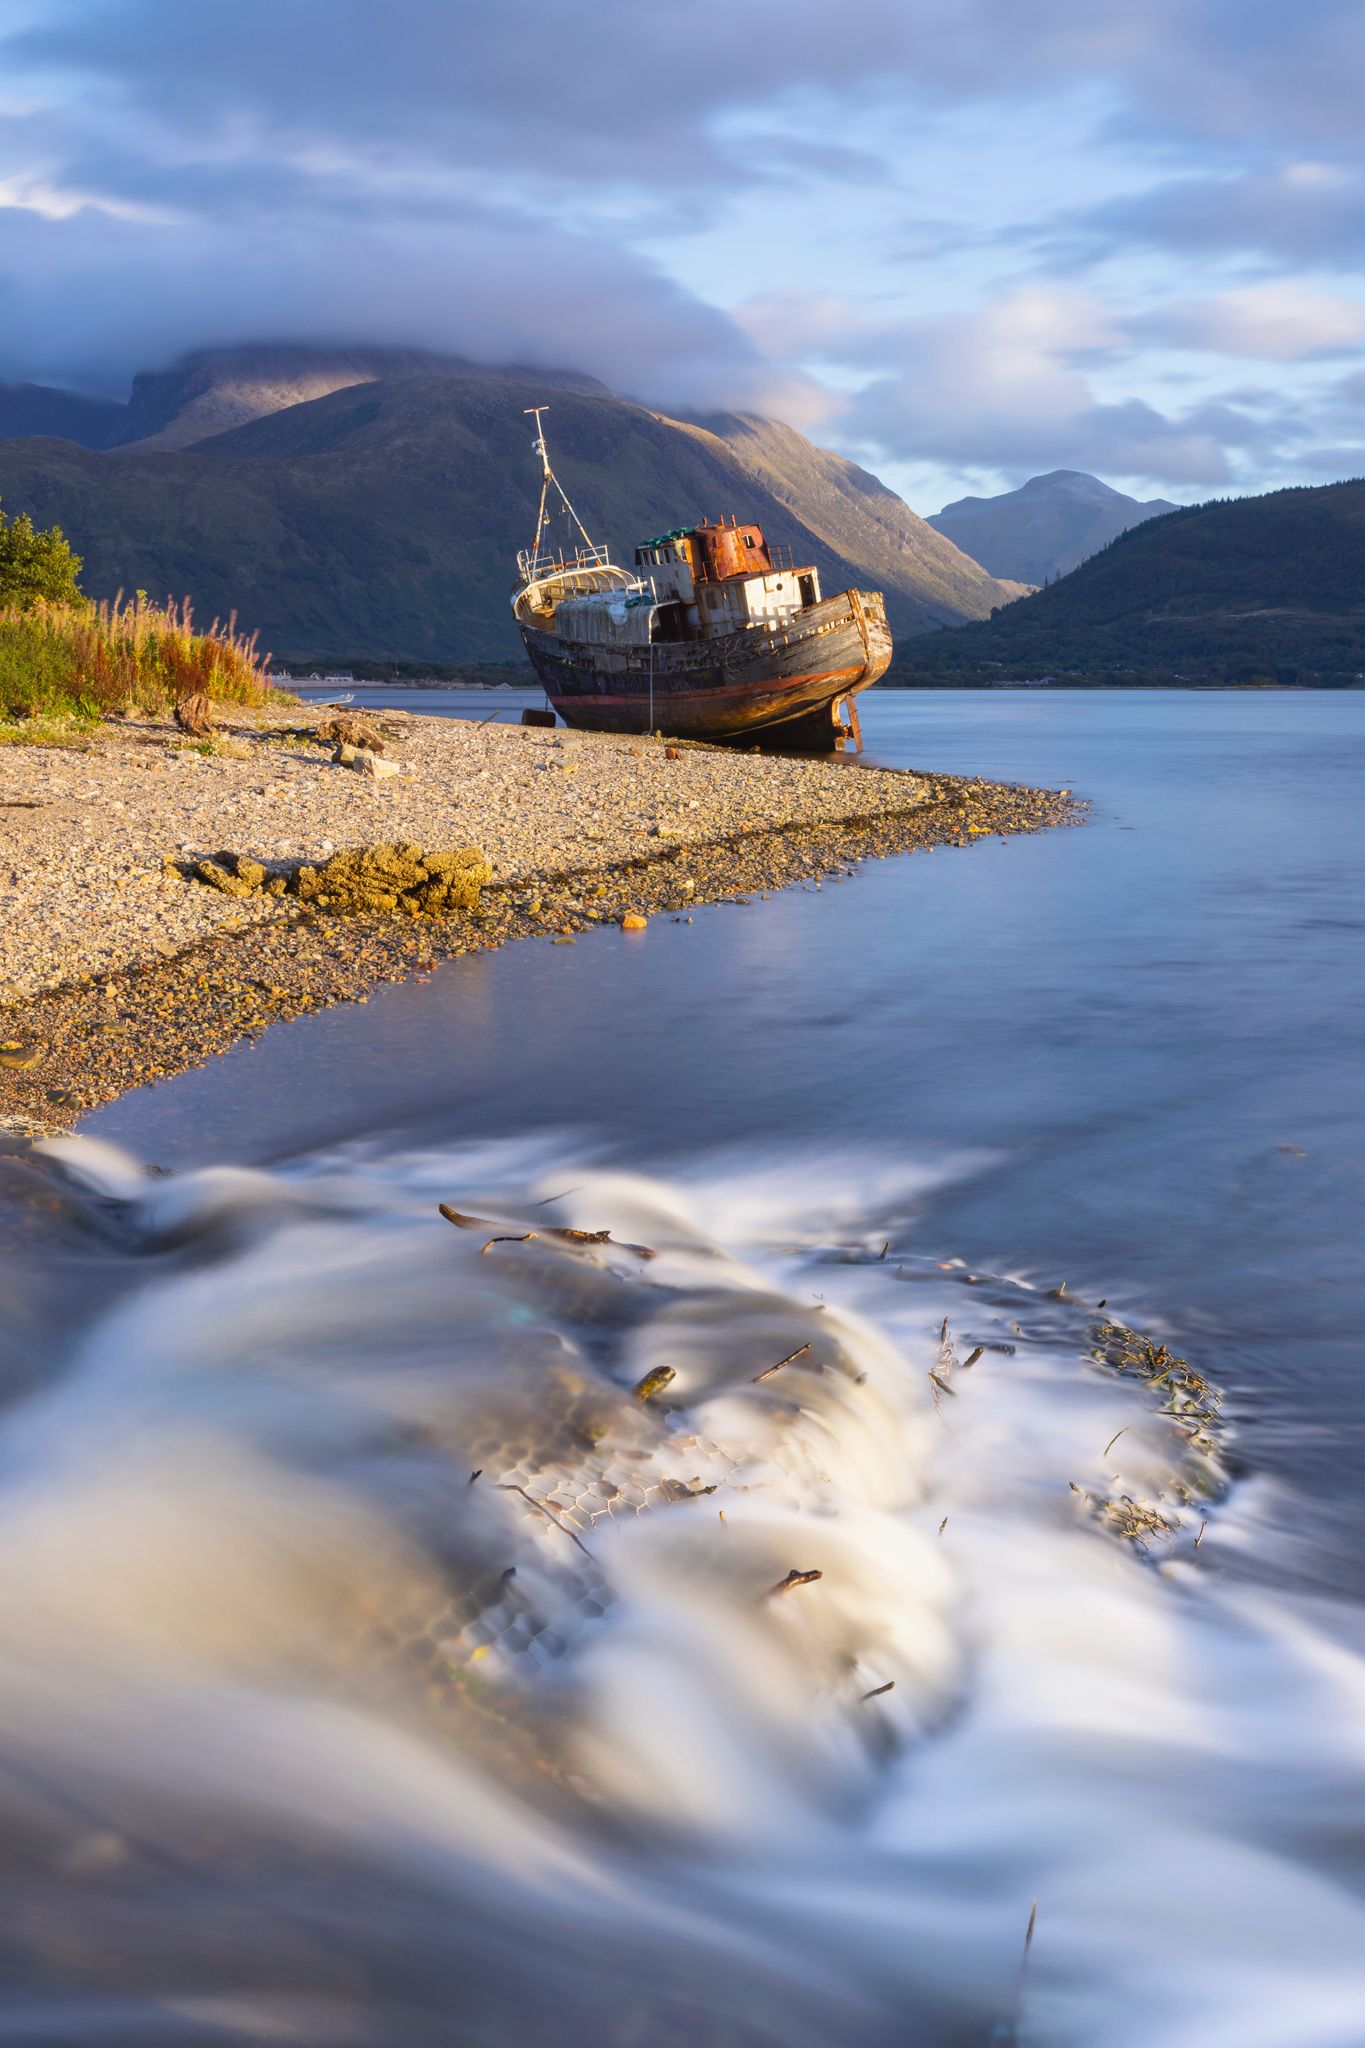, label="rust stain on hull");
[523,589,891,748]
